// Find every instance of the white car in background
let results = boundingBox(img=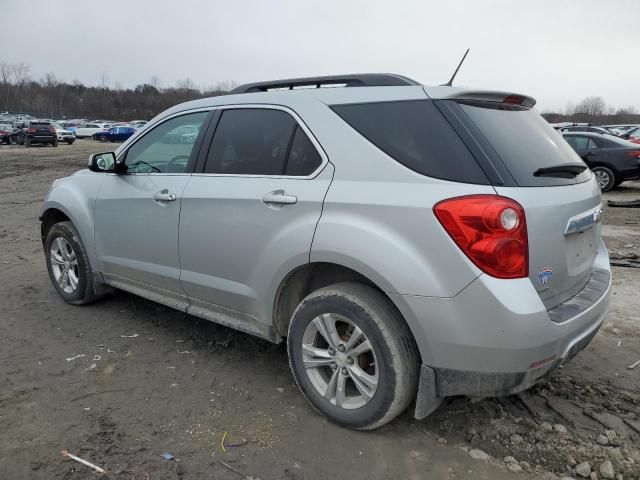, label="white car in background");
[74,123,108,139]
[51,124,76,144]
